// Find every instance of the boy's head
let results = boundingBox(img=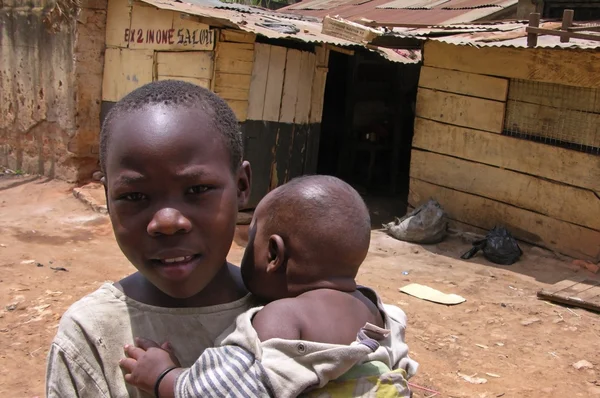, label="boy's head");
[101,80,251,300]
[241,175,371,301]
